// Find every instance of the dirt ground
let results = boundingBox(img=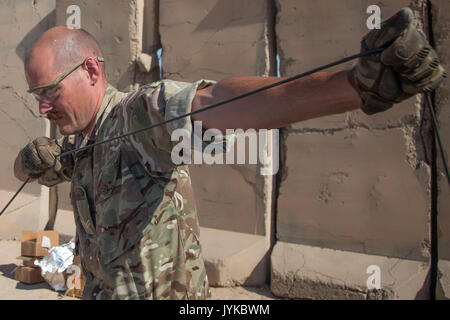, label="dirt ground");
[0,240,279,300]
